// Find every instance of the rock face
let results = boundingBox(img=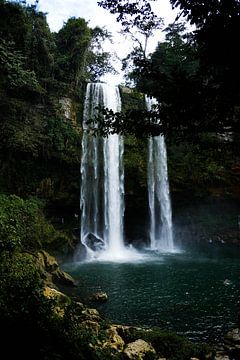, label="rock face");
[26,250,76,288]
[43,286,70,317]
[124,339,156,360]
[103,326,125,352]
[39,250,58,272]
[59,97,77,123]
